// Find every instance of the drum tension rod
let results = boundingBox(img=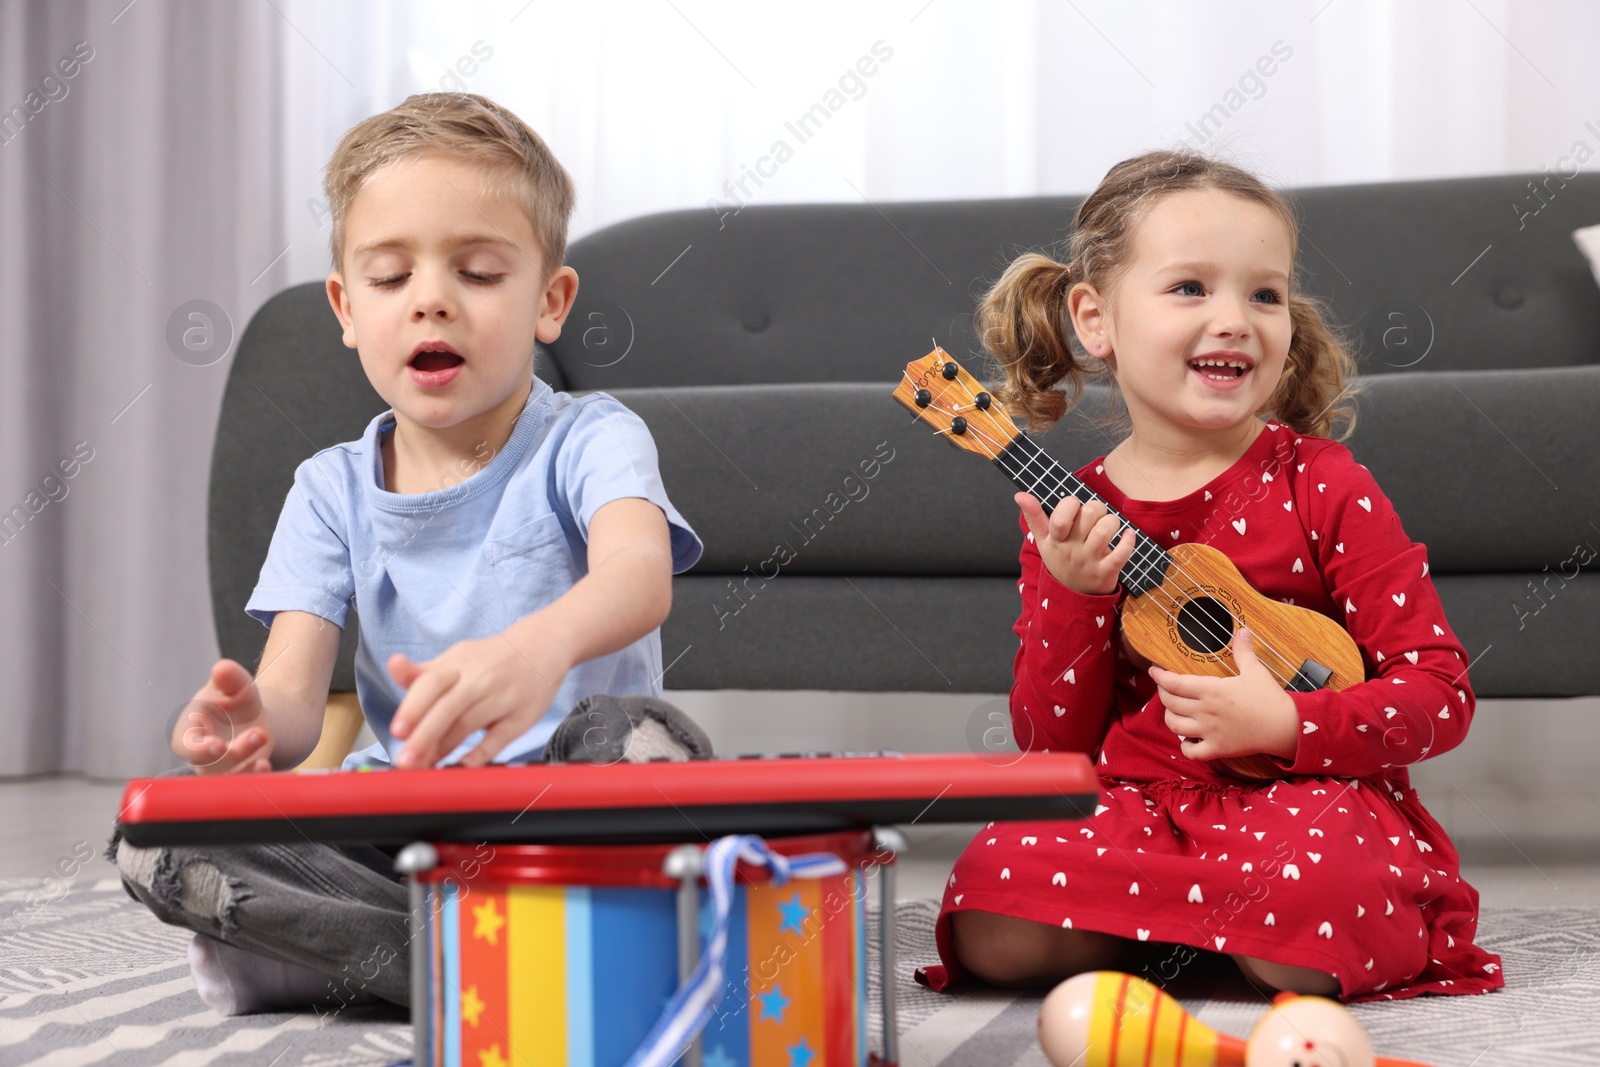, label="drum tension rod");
[665,844,707,1067]
[874,826,908,1067]
[396,842,440,1067]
